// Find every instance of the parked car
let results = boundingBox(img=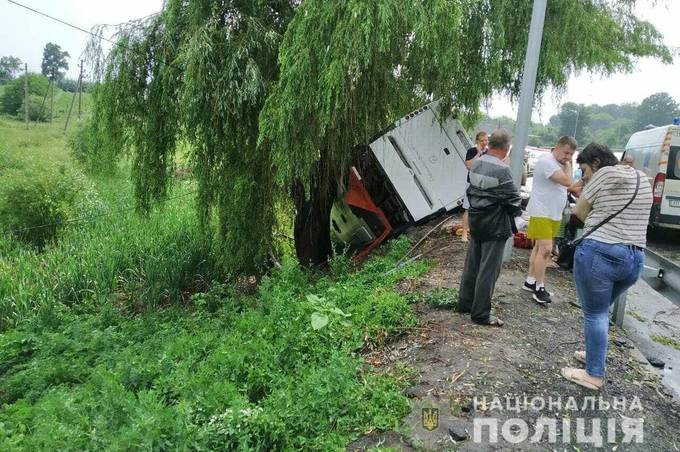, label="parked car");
[525,146,551,176]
